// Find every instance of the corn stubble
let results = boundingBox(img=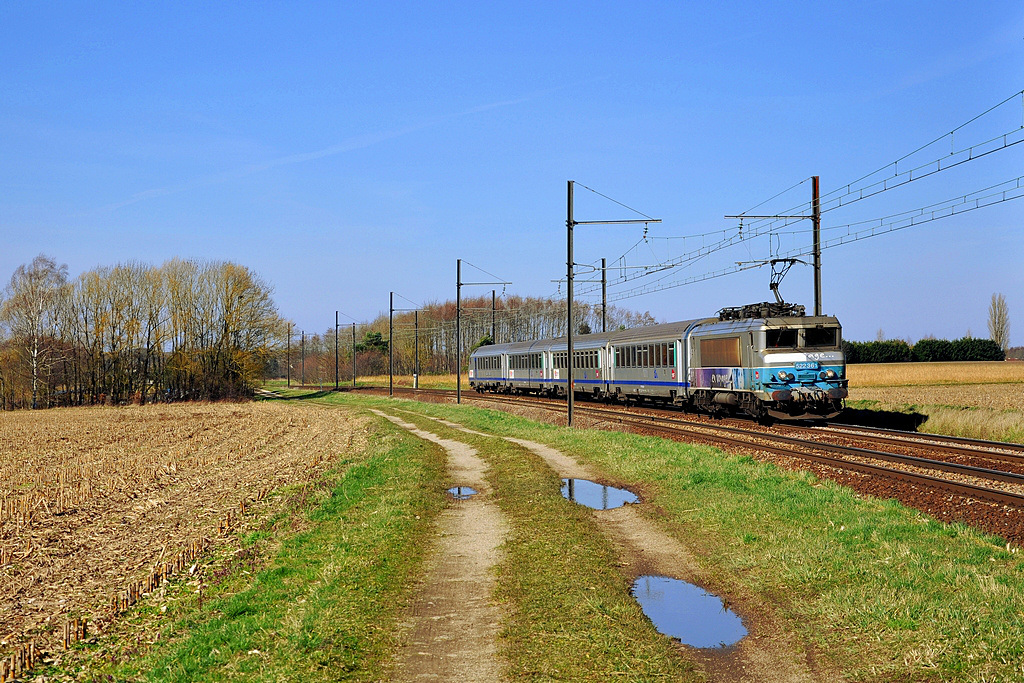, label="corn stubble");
[0,401,367,674]
[846,361,1024,442]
